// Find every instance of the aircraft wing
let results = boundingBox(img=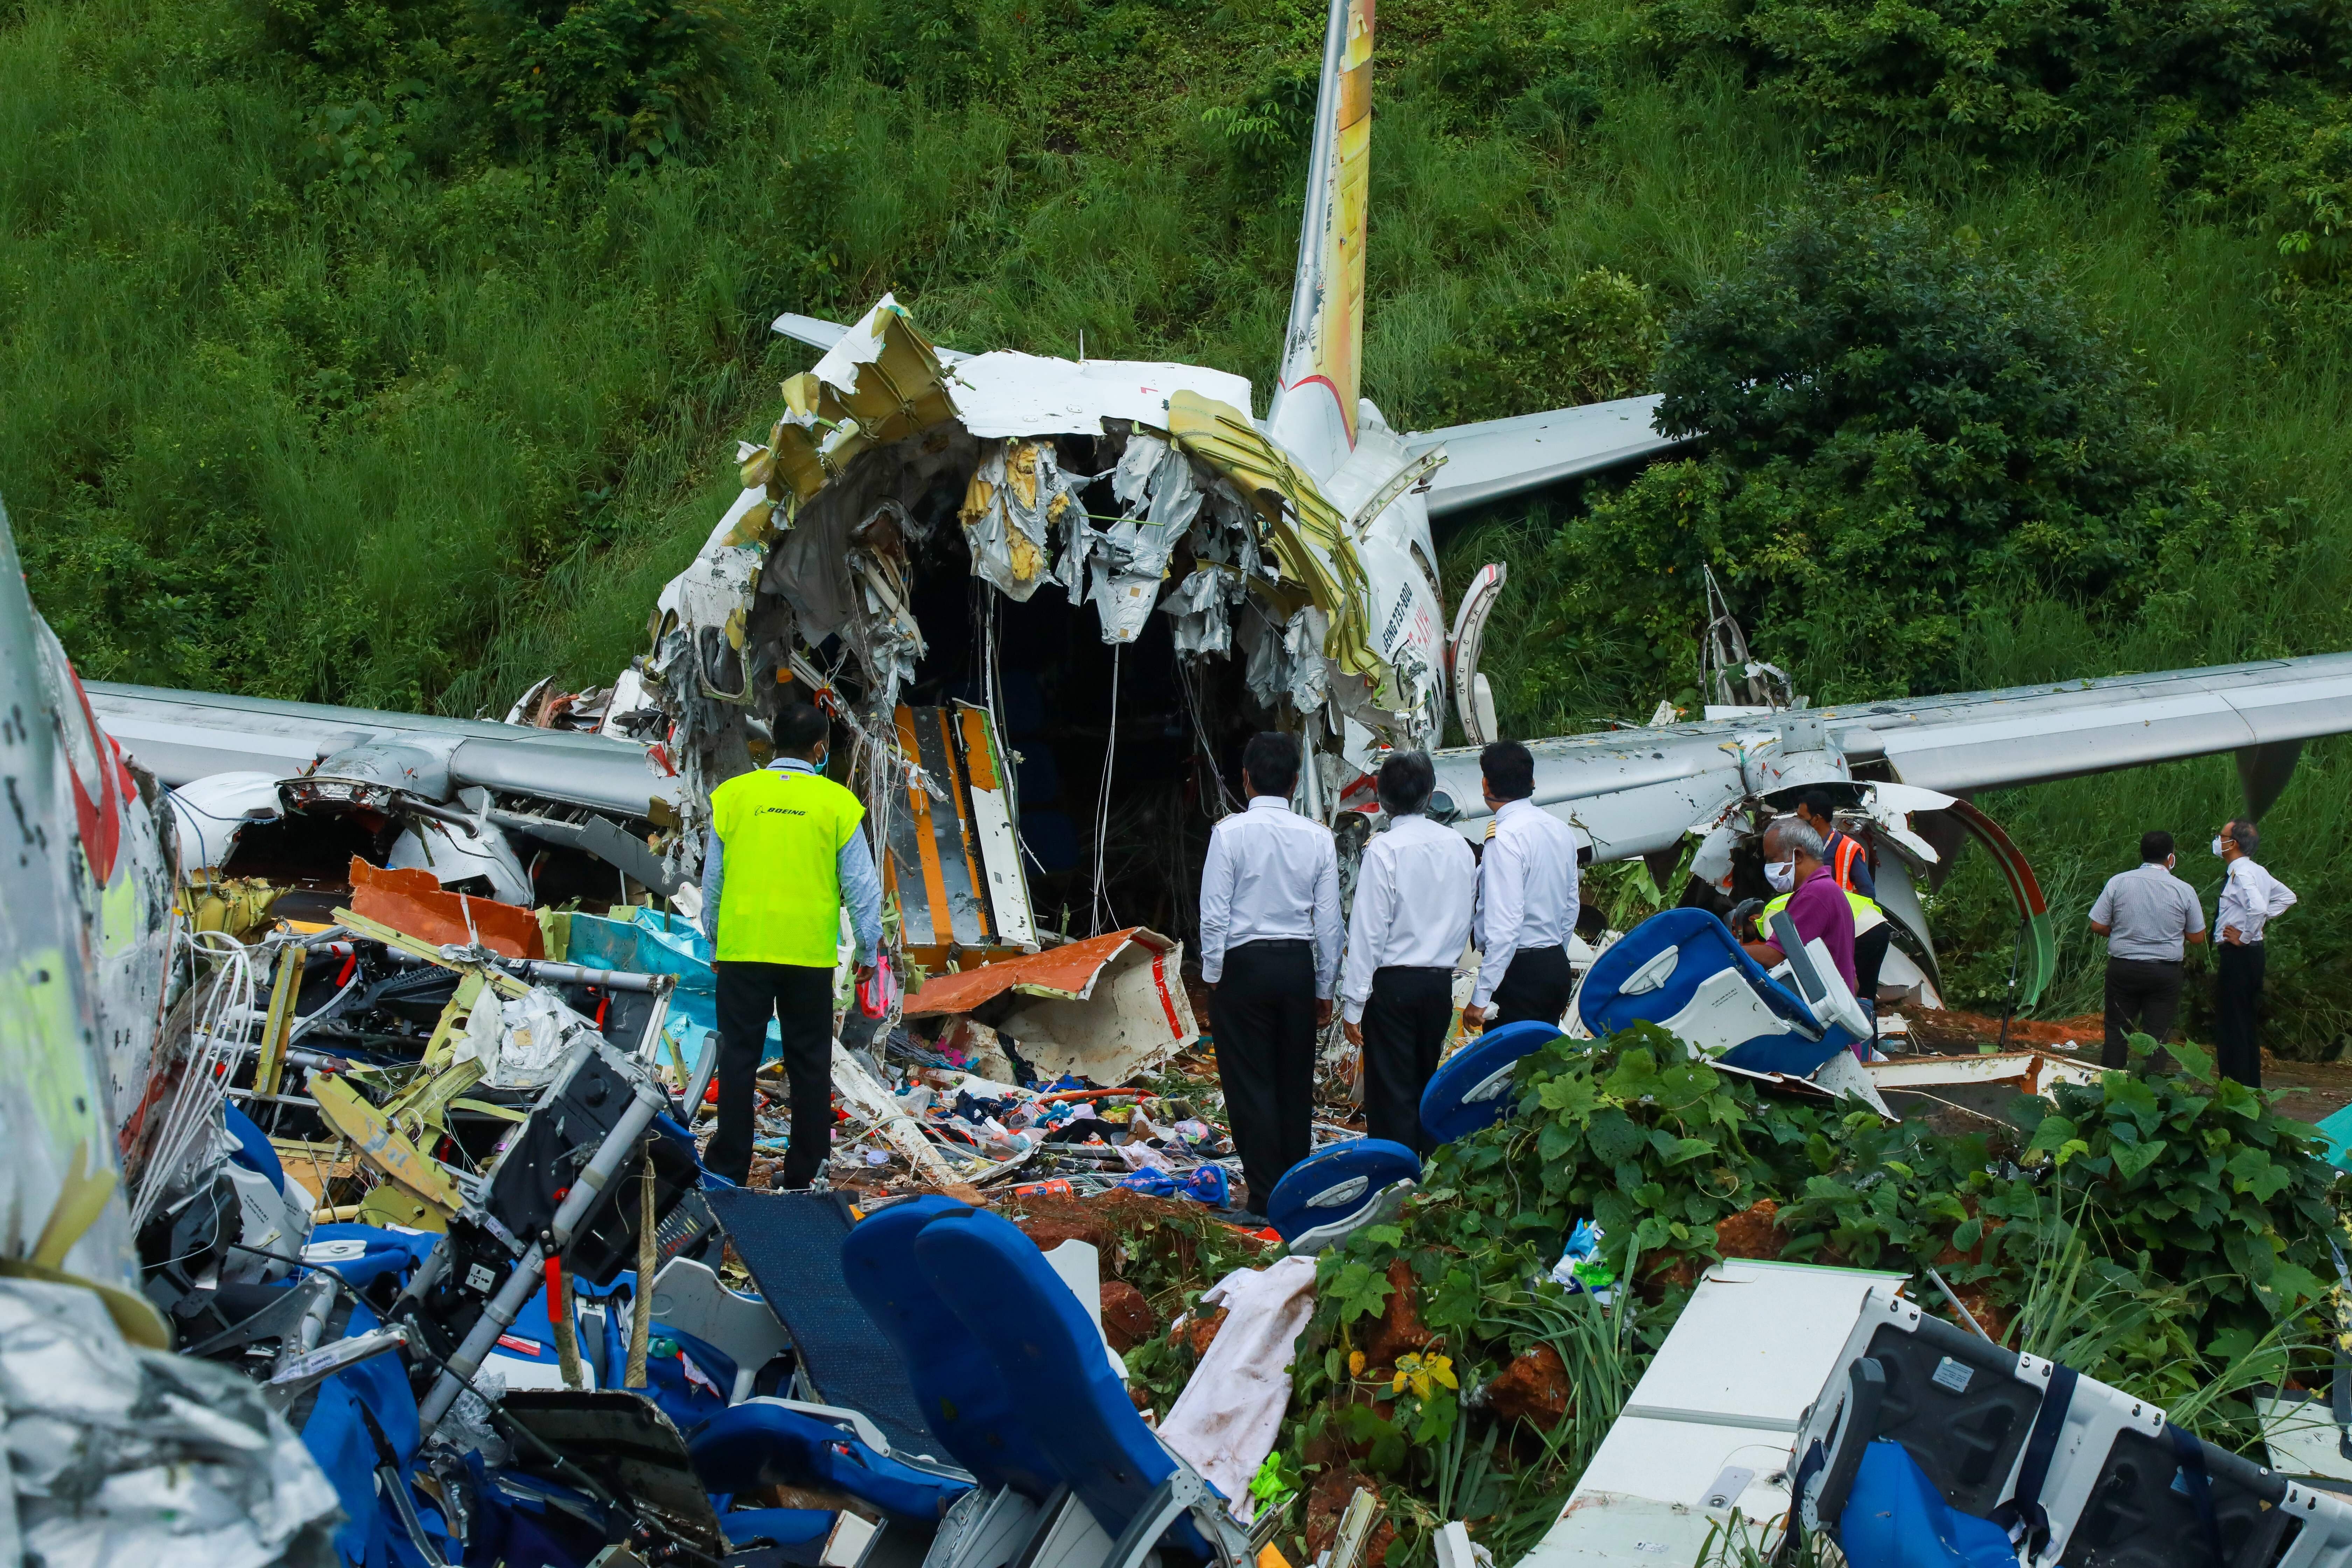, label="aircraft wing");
[1404,396,1694,518]
[85,681,680,820]
[1429,651,2352,862]
[772,311,972,365]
